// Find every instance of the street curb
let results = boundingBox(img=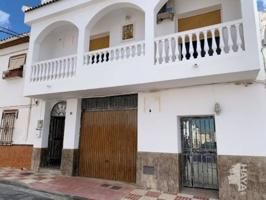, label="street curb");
[0,179,29,189]
[0,179,88,200]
